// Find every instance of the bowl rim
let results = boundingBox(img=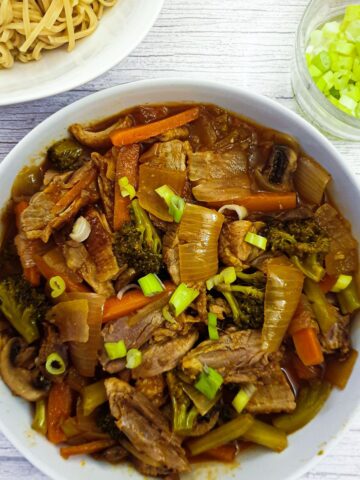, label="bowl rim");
[0,78,359,480]
[0,0,165,106]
